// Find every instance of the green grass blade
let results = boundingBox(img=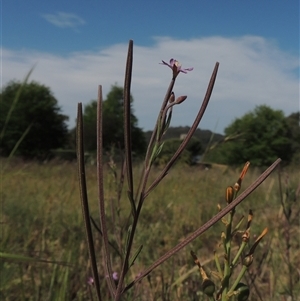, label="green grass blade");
[0,66,35,141]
